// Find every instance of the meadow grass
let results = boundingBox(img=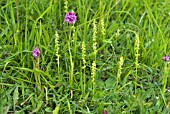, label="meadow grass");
[0,0,170,113]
